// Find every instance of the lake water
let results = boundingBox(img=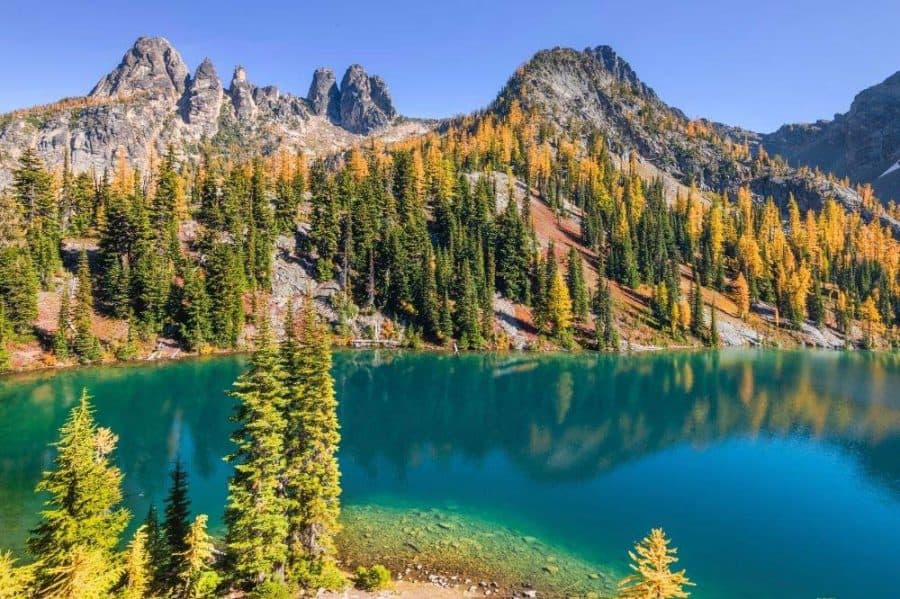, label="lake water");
[1,350,899,598]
